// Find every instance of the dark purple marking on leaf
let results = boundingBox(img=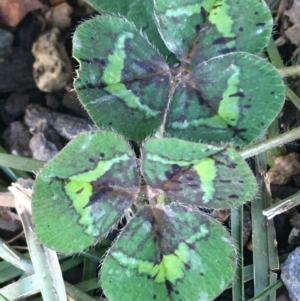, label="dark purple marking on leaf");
[229,91,245,98]
[164,164,182,179]
[215,160,225,165]
[108,122,112,125]
[212,37,236,45]
[261,122,265,126]
[132,59,157,73]
[89,158,96,163]
[248,98,252,101]
[153,294,157,300]
[244,105,251,108]
[212,4,222,8]
[270,91,275,94]
[200,6,208,21]
[83,186,113,208]
[93,58,107,67]
[185,262,191,270]
[80,57,91,64]
[100,153,105,158]
[239,180,244,183]
[165,280,175,293]
[142,23,149,31]
[239,27,244,31]
[255,11,259,14]
[217,47,237,55]
[195,24,201,32]
[76,81,107,91]
[76,187,84,194]
[256,22,266,26]
[199,272,204,276]
[227,162,237,168]
[220,179,231,183]
[175,290,180,295]
[228,194,239,199]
